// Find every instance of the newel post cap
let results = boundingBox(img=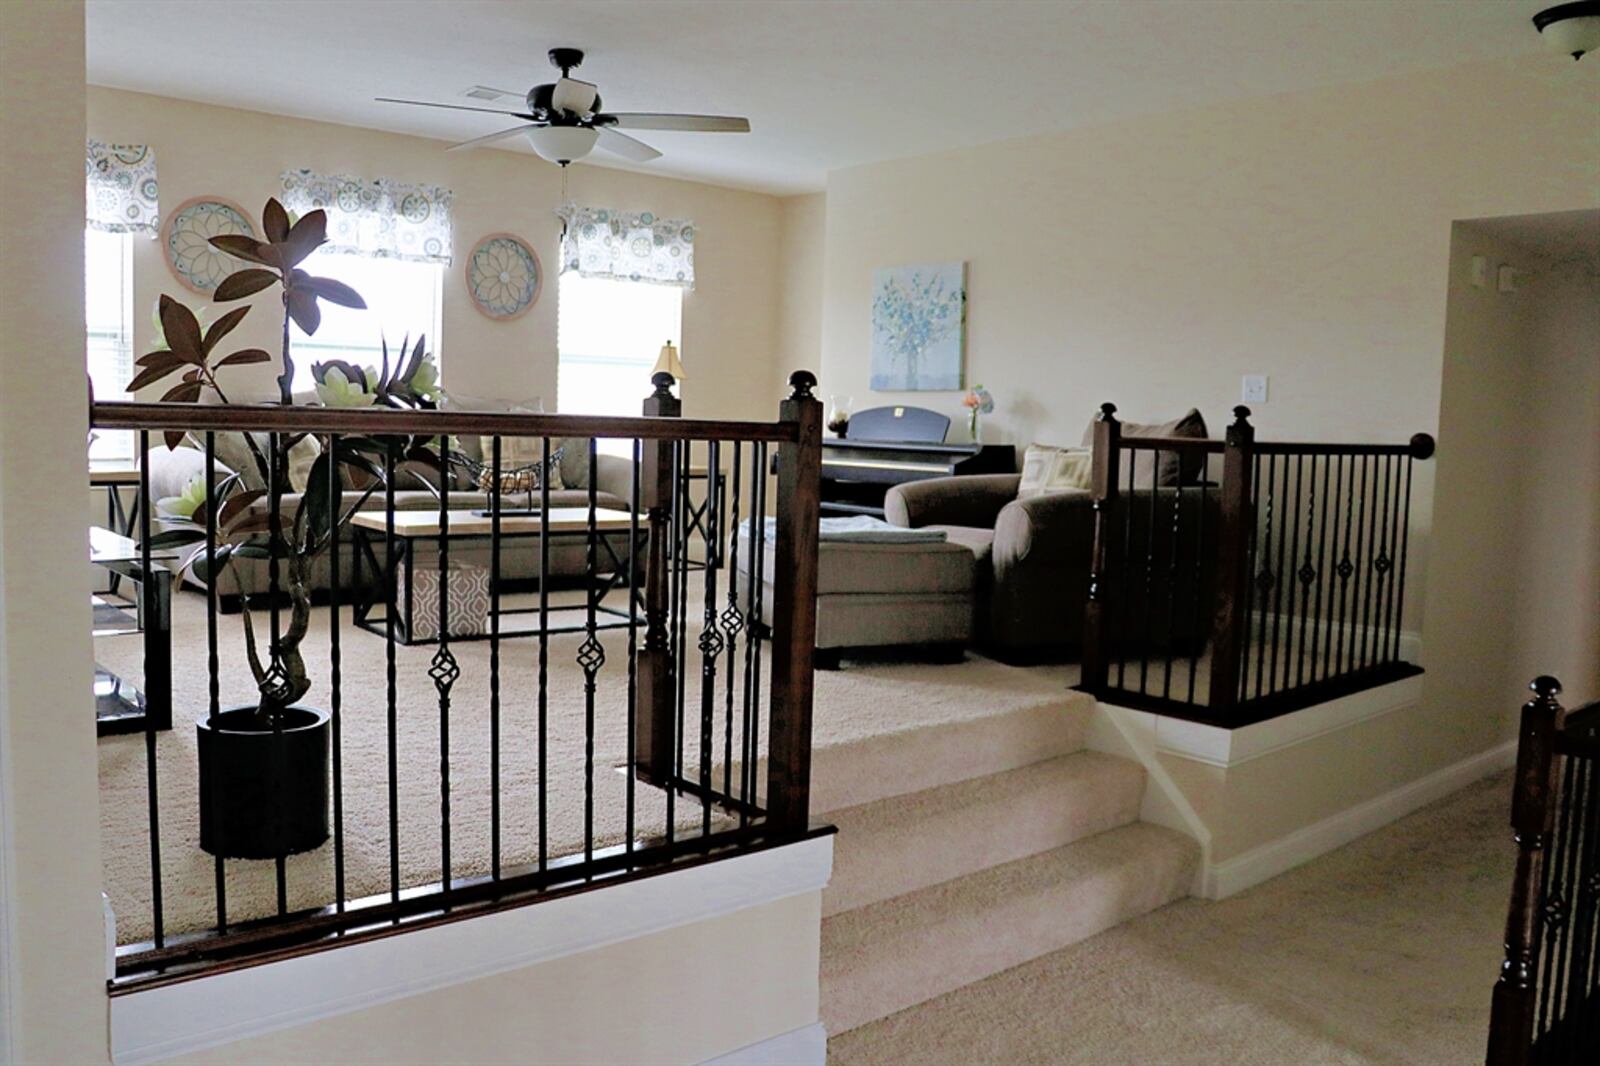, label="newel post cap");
[650,371,676,397]
[1097,402,1118,422]
[1531,675,1564,700]
[1409,432,1436,460]
[1232,405,1253,426]
[788,369,817,399]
